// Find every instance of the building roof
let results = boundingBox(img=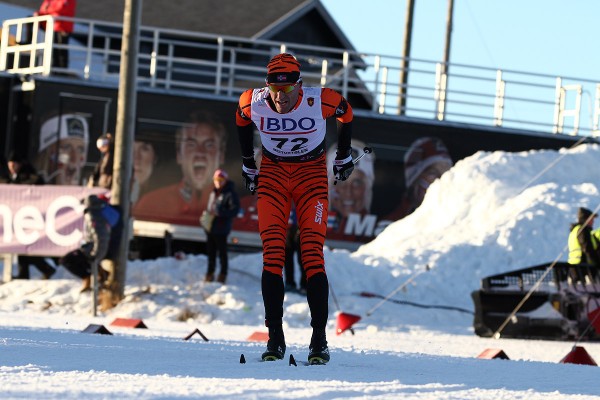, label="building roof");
[1,0,355,49]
